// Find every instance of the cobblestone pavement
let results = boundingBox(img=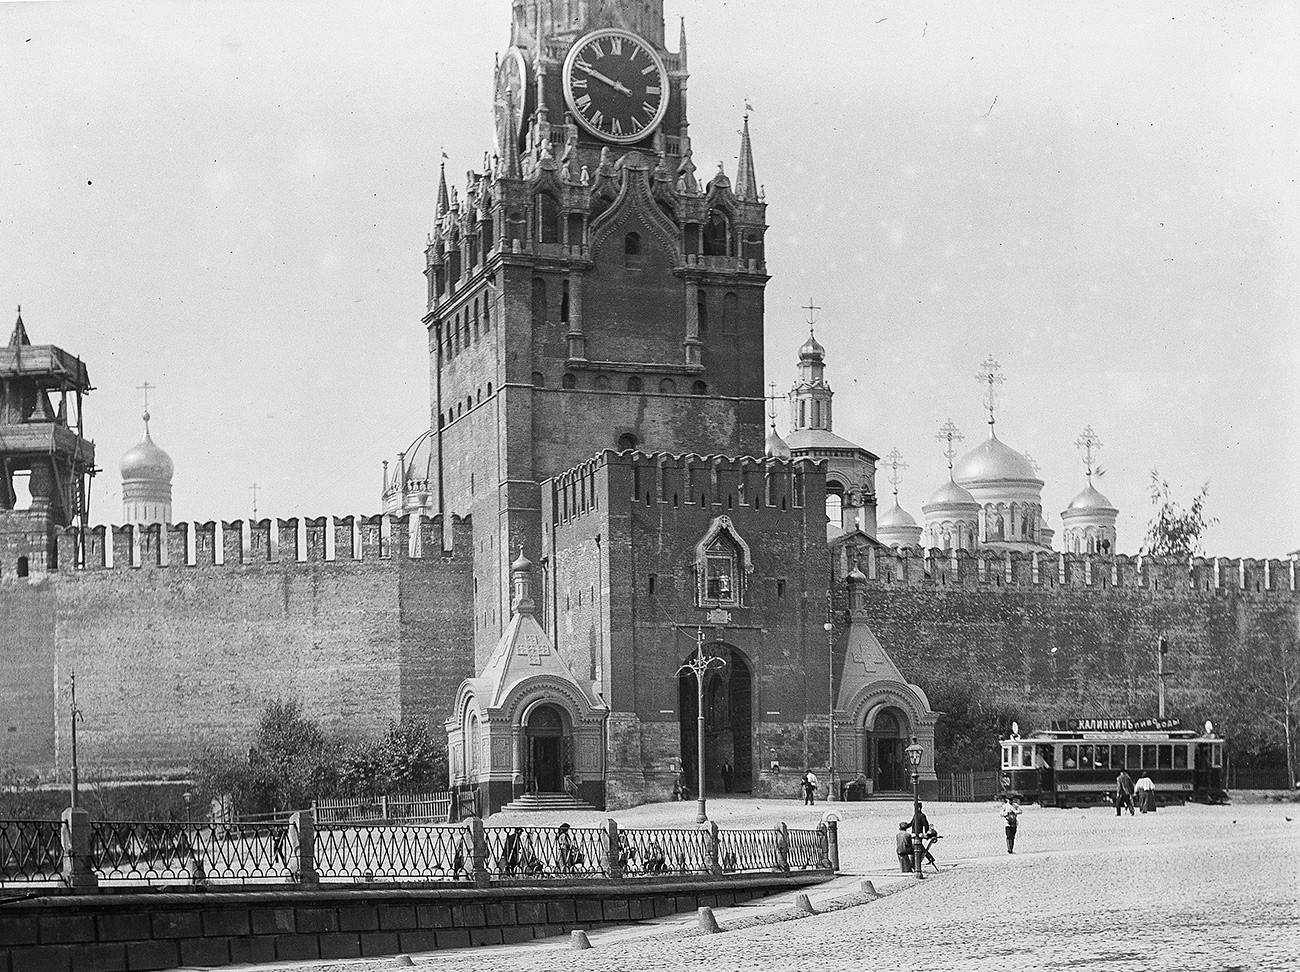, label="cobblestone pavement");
[252,799,1300,972]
